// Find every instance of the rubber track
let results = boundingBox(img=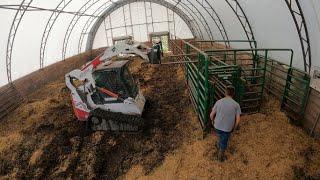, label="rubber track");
[89,108,144,132]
